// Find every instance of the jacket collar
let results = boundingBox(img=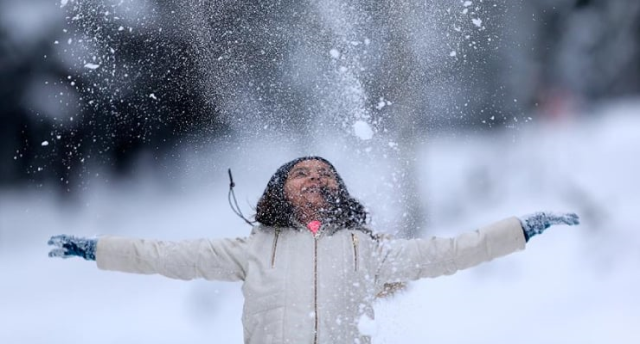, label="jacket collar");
[288,218,343,237]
